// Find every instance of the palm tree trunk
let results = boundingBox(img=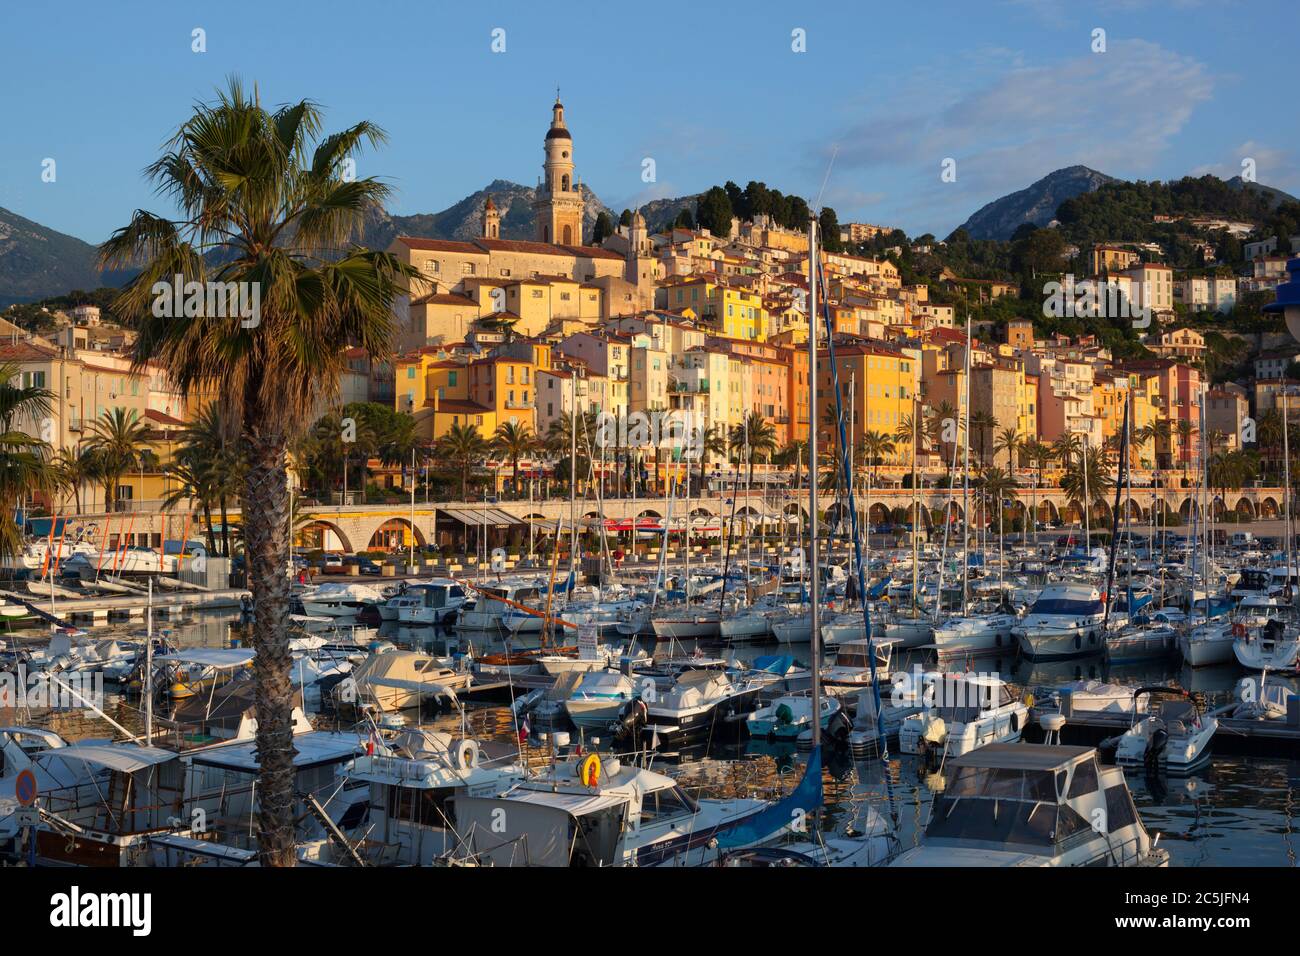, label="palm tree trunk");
[219,496,230,556]
[242,428,298,867]
[203,502,217,555]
